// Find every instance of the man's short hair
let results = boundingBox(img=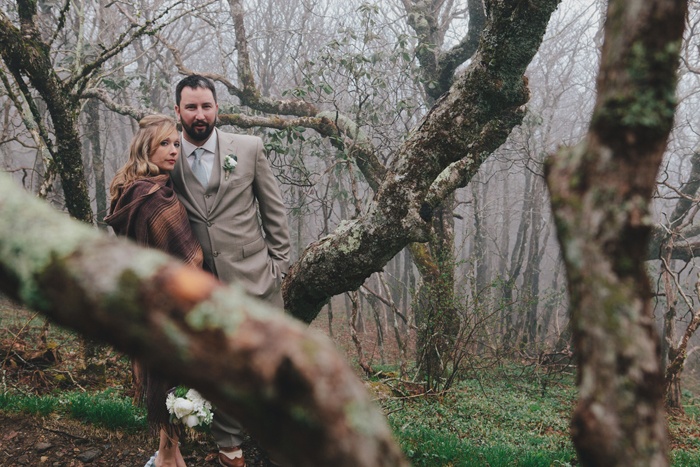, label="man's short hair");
[175,74,217,105]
